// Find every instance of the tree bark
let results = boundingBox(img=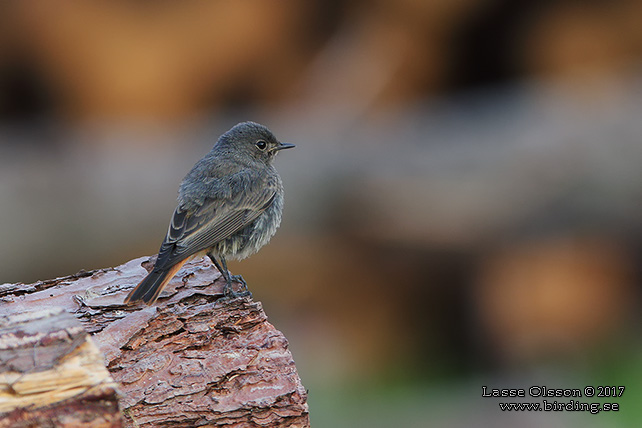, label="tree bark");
[0,256,310,427]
